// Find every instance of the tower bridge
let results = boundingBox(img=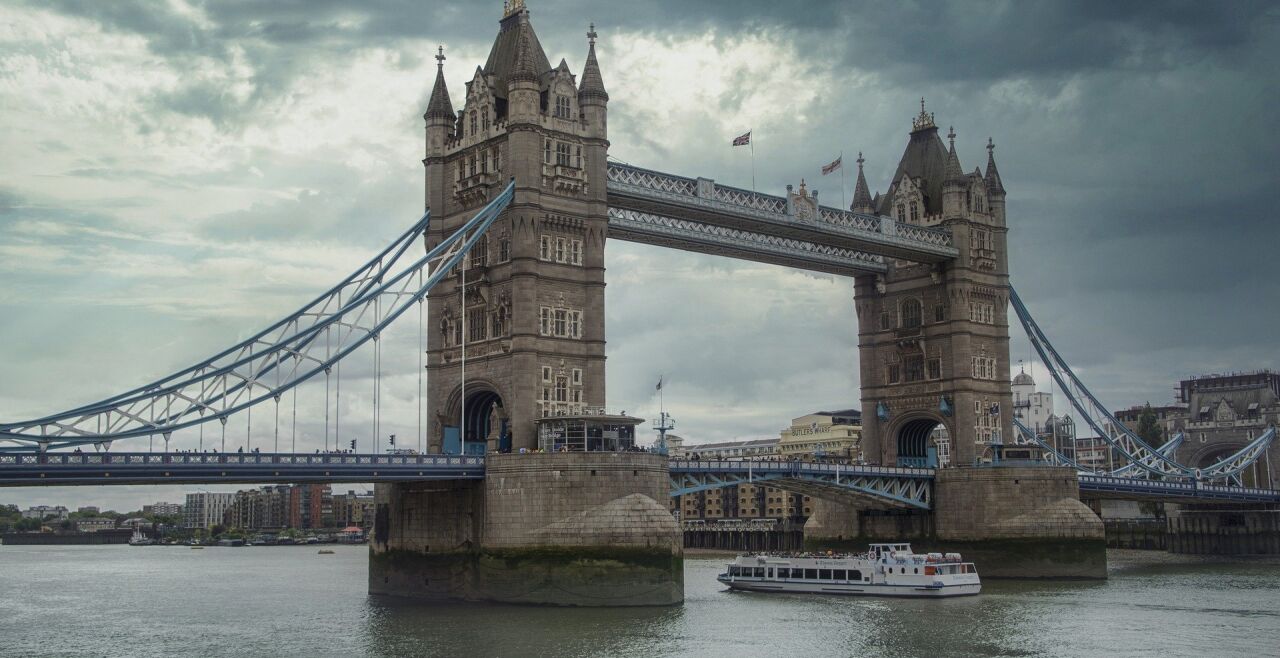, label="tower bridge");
[2,3,1277,604]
